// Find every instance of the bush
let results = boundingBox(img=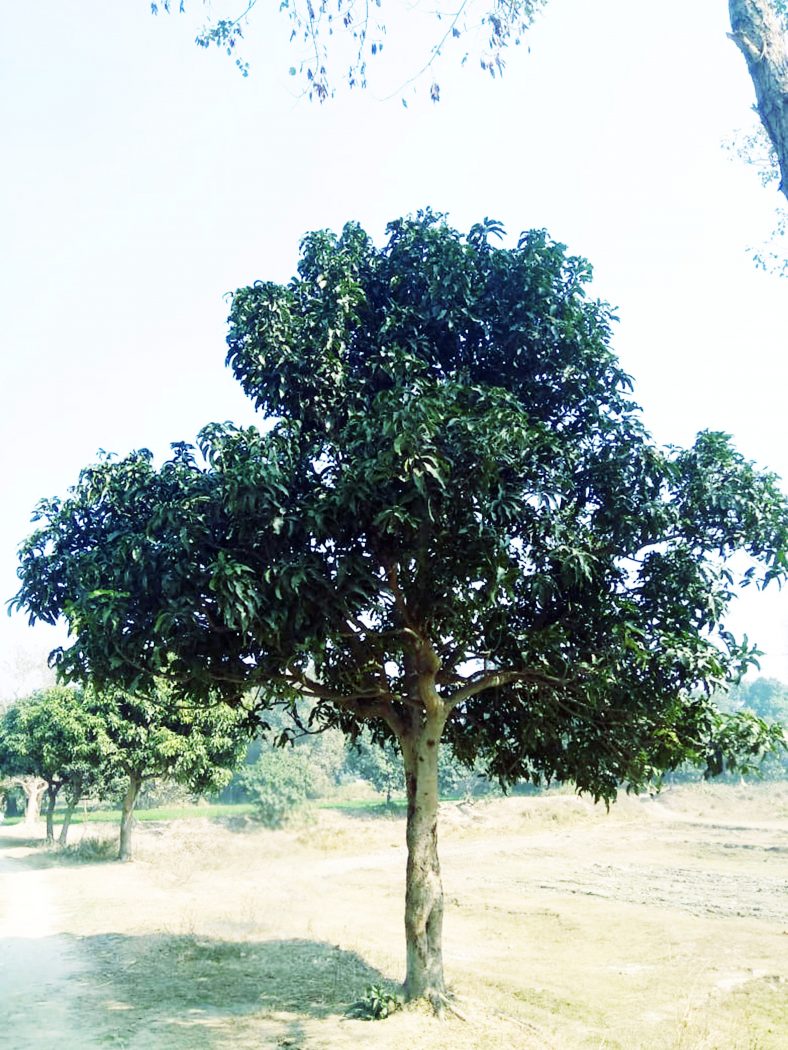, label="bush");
[346,984,402,1020]
[59,837,117,863]
[239,748,314,827]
